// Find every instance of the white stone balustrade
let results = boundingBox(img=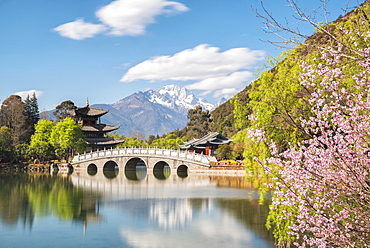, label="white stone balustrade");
[72,147,217,166]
